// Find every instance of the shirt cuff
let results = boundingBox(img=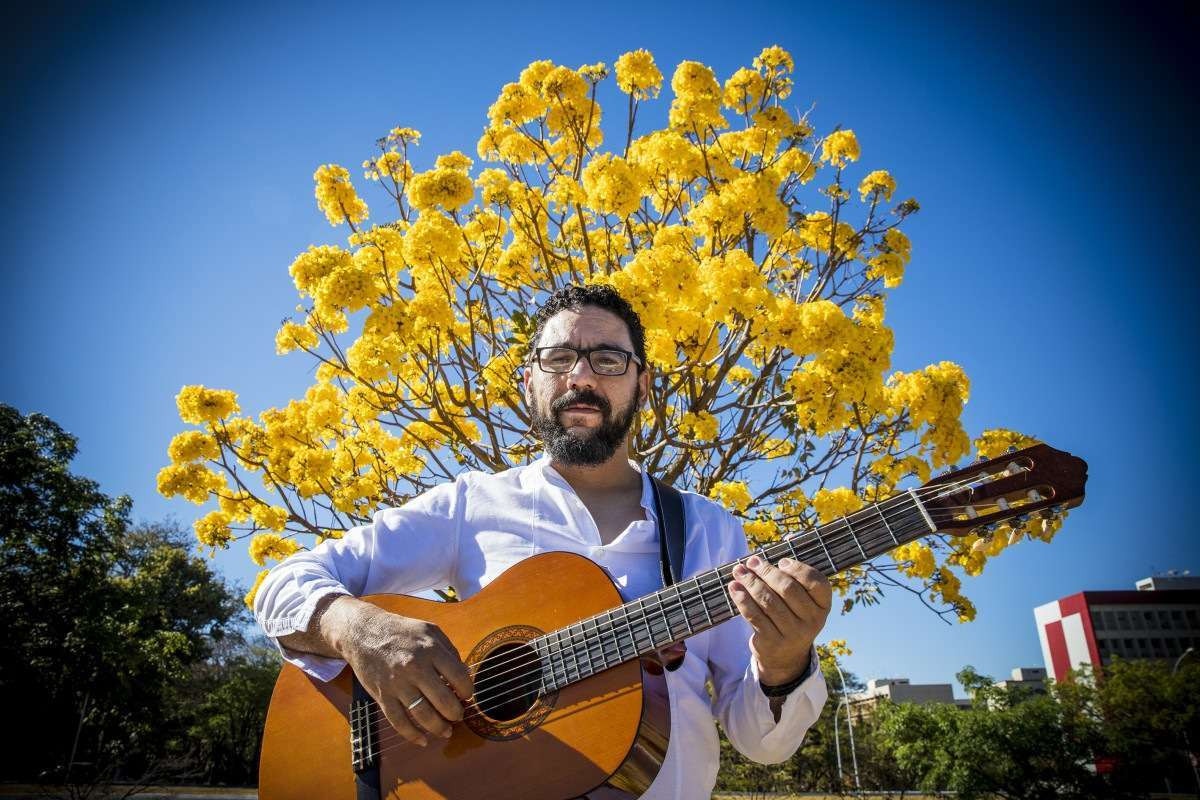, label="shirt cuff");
[758,646,820,696]
[748,645,827,725]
